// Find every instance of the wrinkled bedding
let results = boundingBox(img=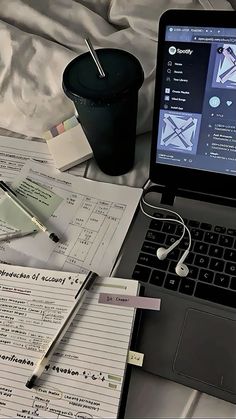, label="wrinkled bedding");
[0,0,234,186]
[0,0,233,137]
